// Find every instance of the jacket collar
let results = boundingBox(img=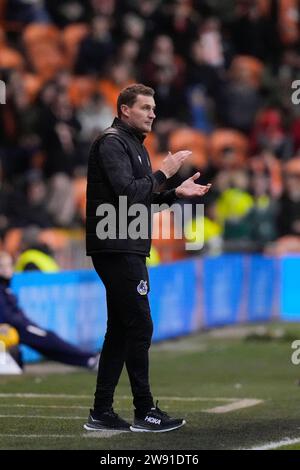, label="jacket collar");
[112,117,146,143]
